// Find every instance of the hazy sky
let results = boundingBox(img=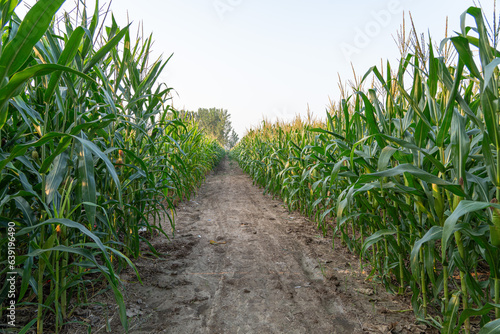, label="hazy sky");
[20,0,496,137]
